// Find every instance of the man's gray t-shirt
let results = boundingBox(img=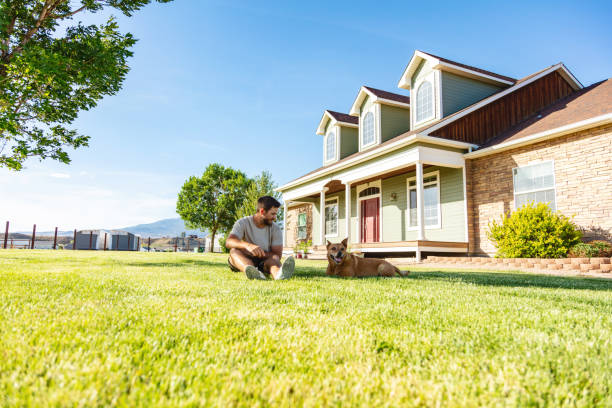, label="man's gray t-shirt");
[230,216,283,252]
